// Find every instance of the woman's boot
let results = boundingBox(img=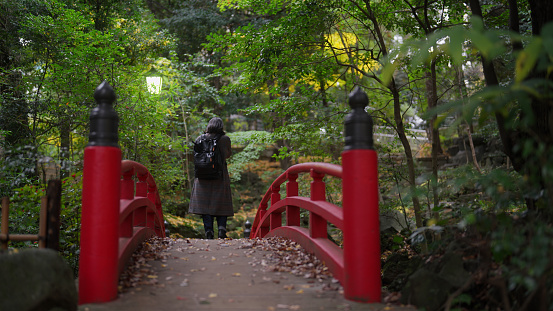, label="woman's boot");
[205,230,214,239]
[218,227,227,239]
